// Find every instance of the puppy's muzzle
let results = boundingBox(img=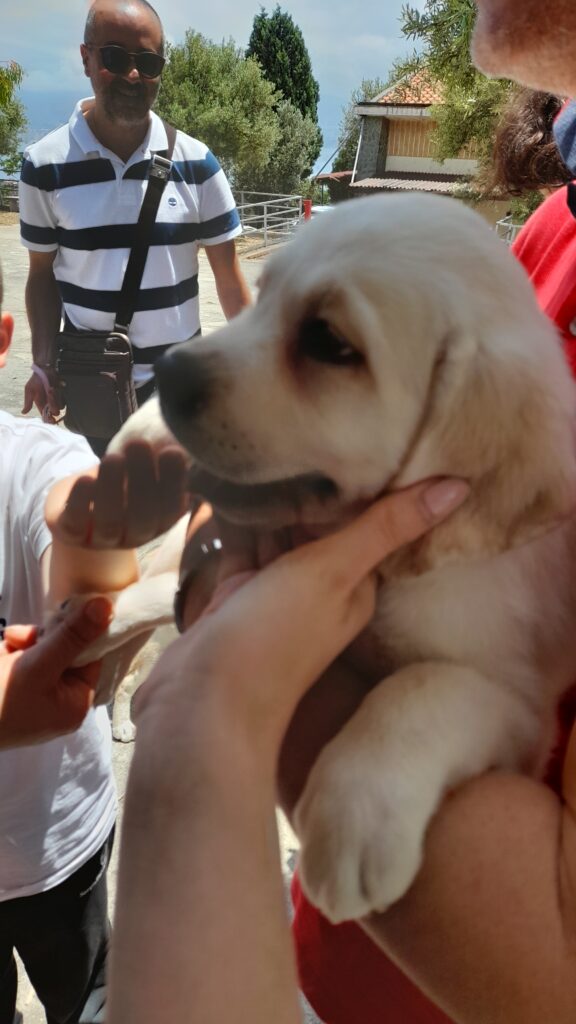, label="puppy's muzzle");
[155,343,216,443]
